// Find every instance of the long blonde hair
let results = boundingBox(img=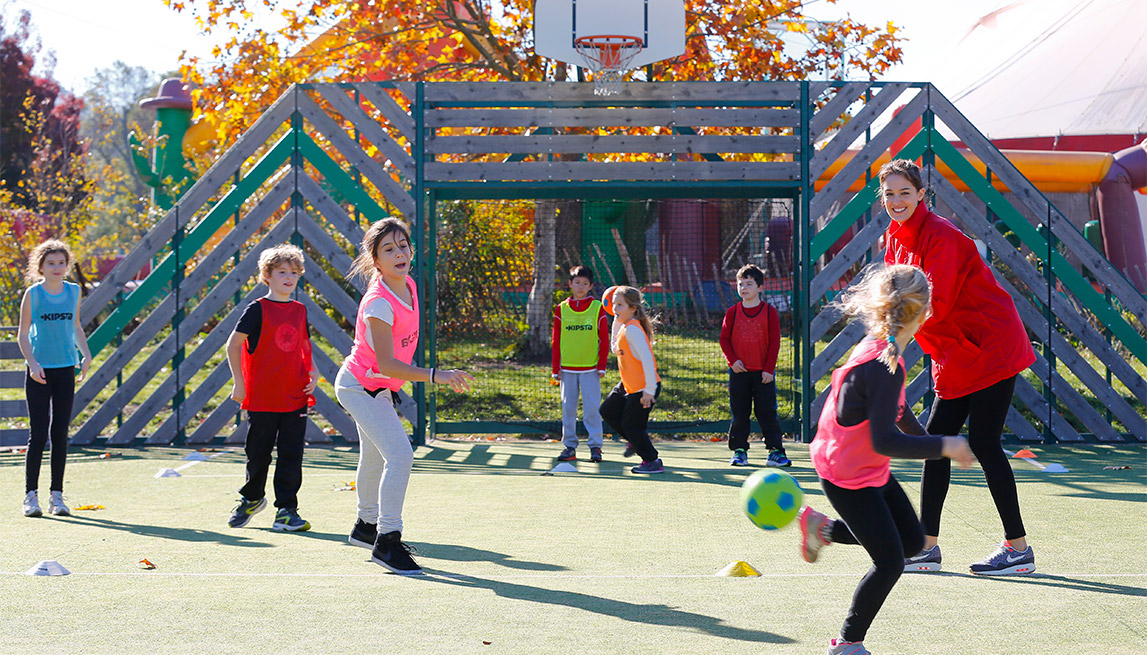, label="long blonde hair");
[833,264,931,372]
[25,239,73,283]
[614,285,658,340]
